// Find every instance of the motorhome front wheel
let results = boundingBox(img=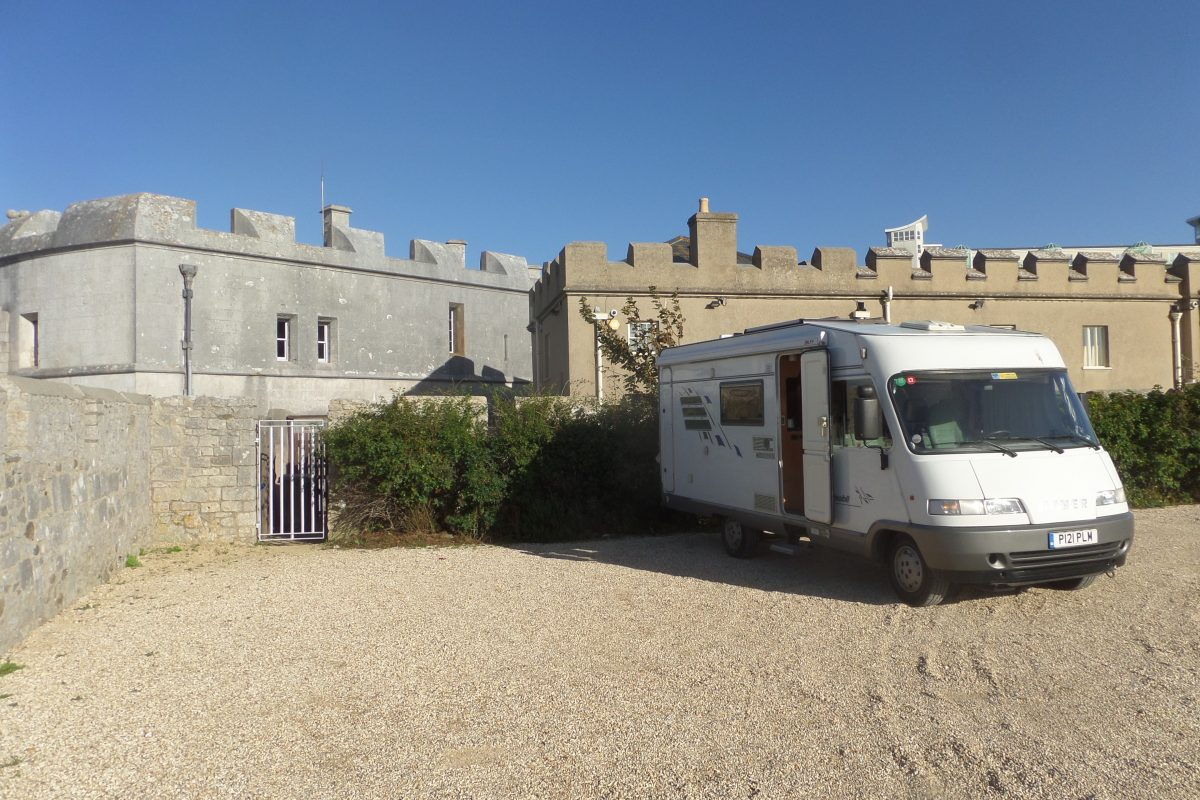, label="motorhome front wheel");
[888,535,950,607]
